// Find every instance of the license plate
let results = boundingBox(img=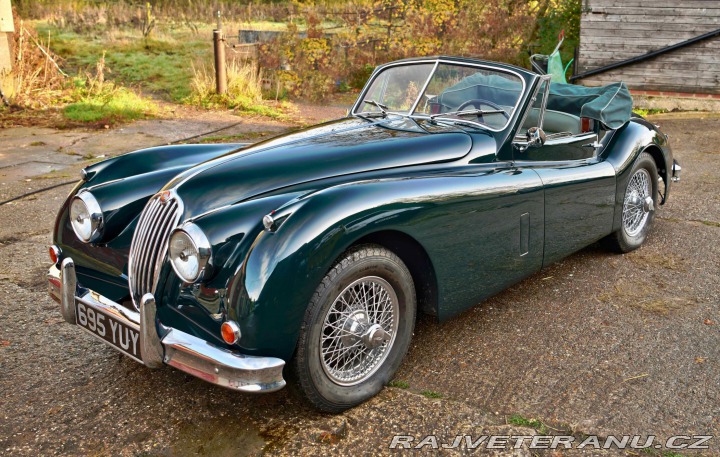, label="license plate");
[75,299,142,363]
